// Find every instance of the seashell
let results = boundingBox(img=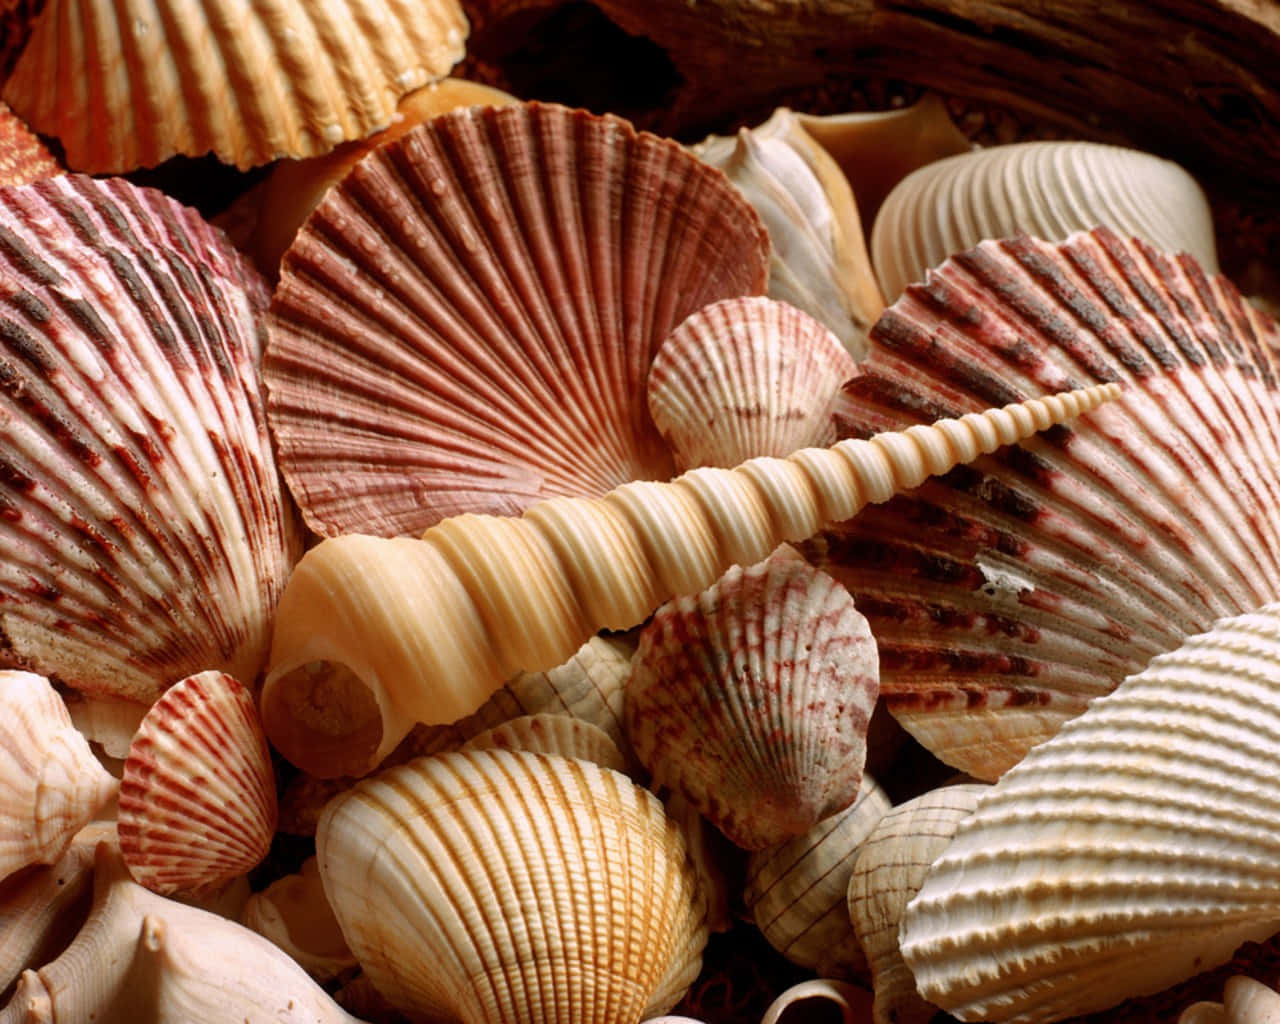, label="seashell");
[0,174,300,705]
[0,101,59,185]
[260,381,1120,778]
[0,671,117,883]
[847,783,987,1024]
[240,856,357,984]
[2,0,468,173]
[743,774,892,978]
[462,712,628,771]
[264,100,770,539]
[803,225,1280,780]
[646,296,860,470]
[1181,1003,1231,1024]
[898,602,1280,1023]
[870,140,1218,300]
[661,789,740,934]
[692,107,885,358]
[760,979,873,1024]
[316,748,709,1023]
[625,545,879,849]
[117,671,276,899]
[1224,977,1280,1023]
[63,693,147,761]
[0,842,361,1023]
